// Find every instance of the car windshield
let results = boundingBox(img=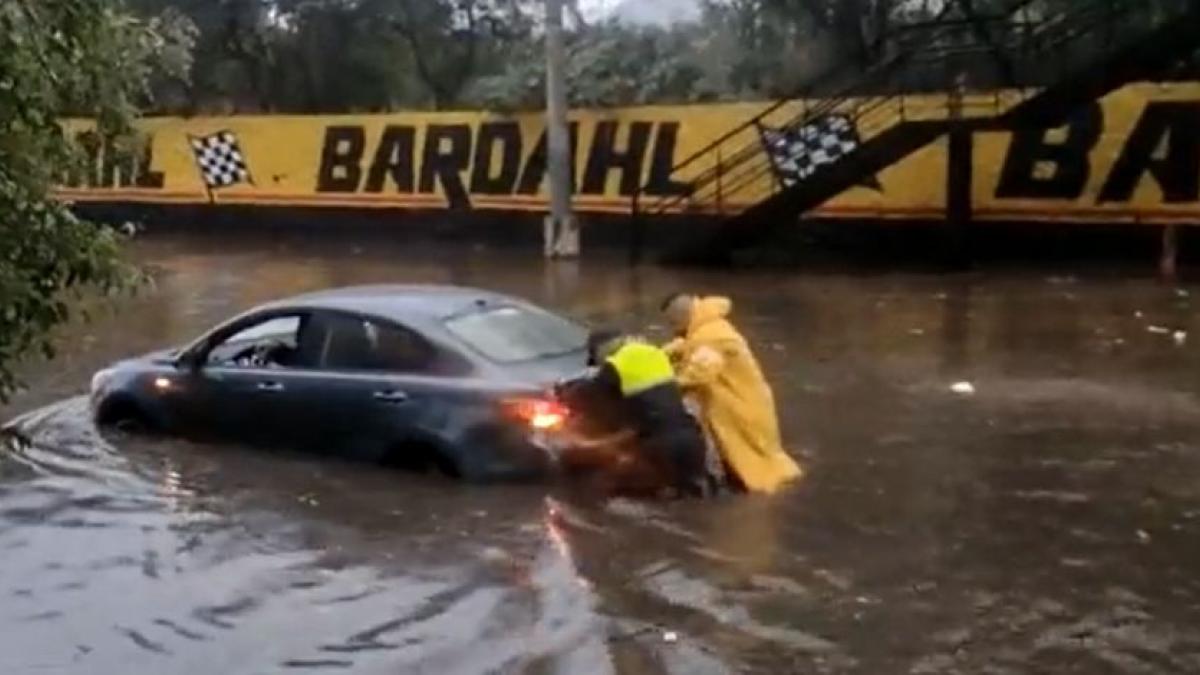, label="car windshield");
[443,305,587,363]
